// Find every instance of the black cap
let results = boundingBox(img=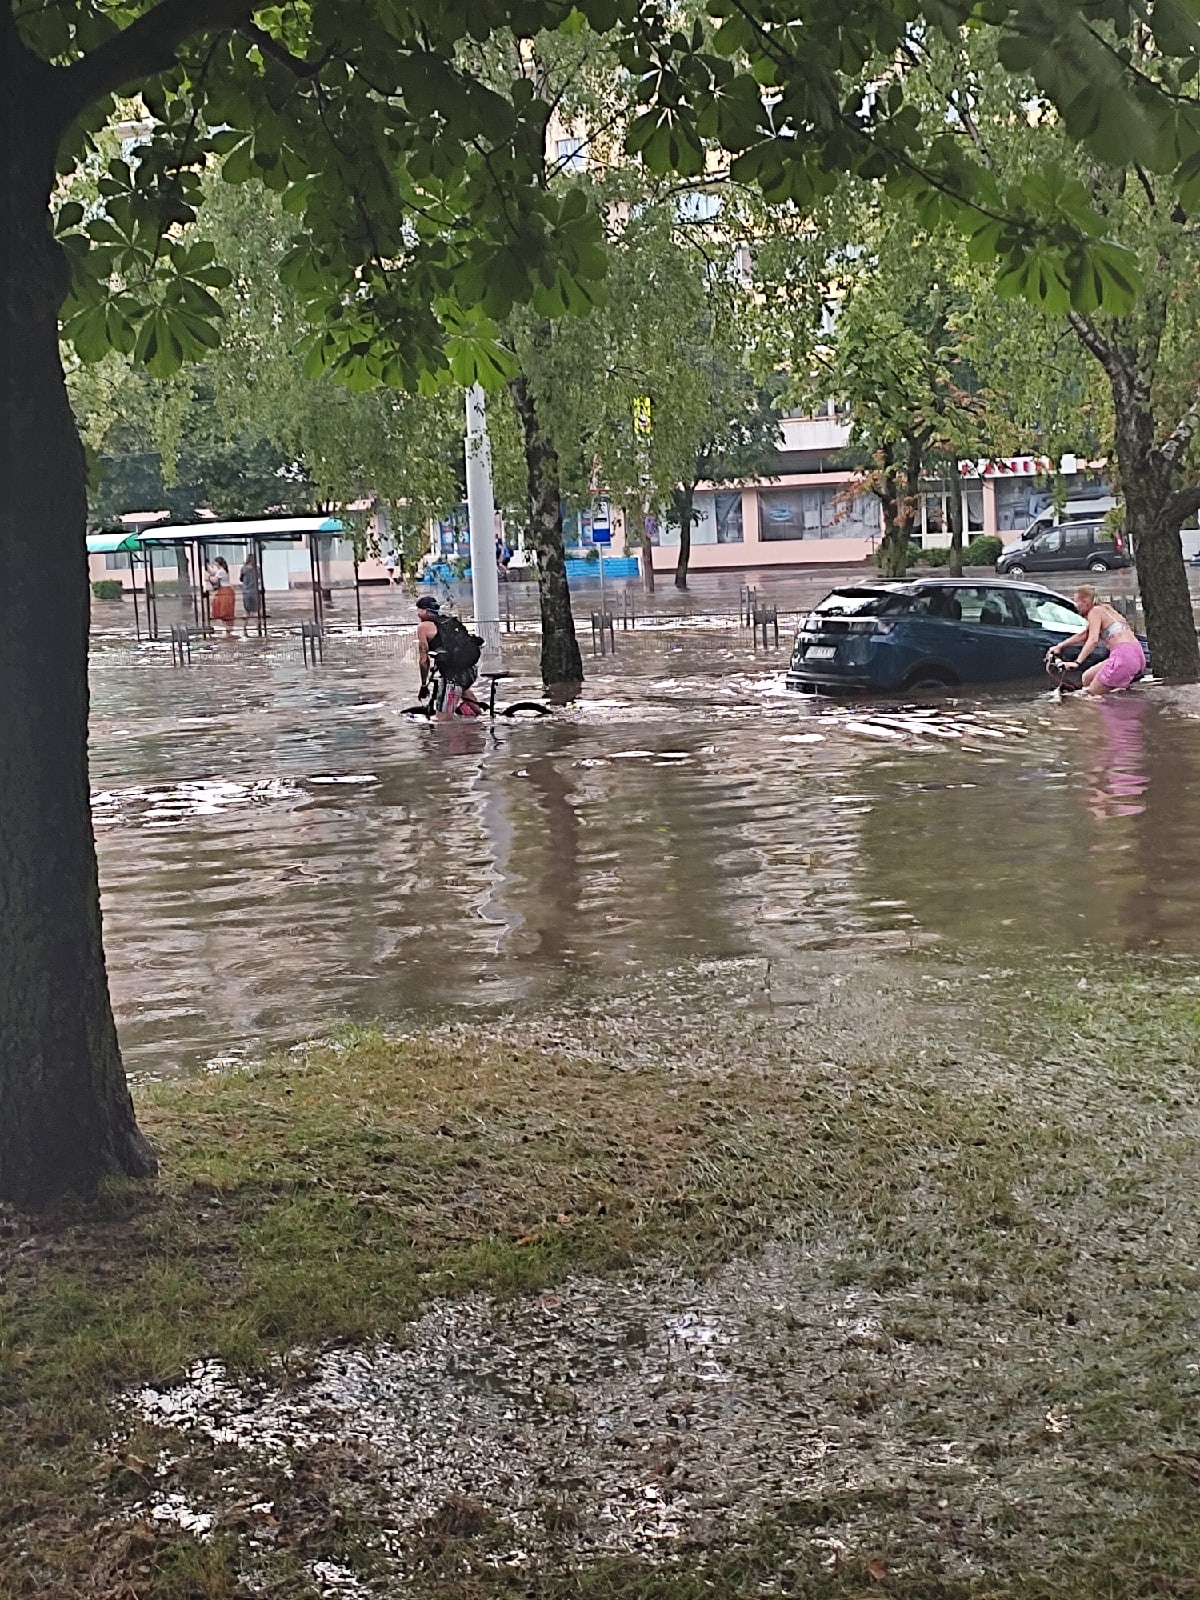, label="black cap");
[415,595,440,613]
